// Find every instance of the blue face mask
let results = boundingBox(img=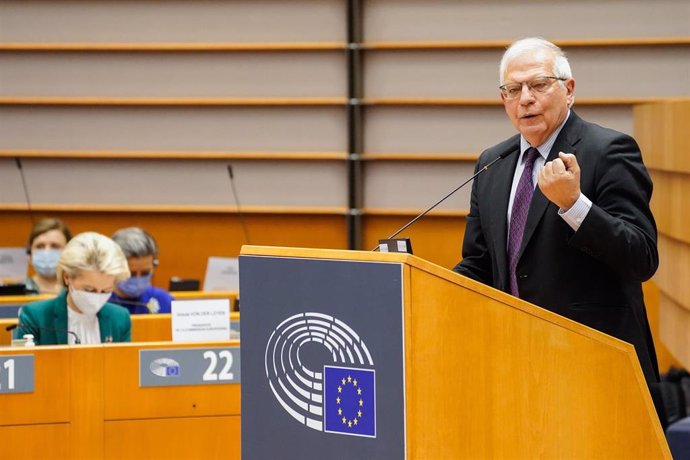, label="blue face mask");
[31,249,62,277]
[117,274,152,298]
